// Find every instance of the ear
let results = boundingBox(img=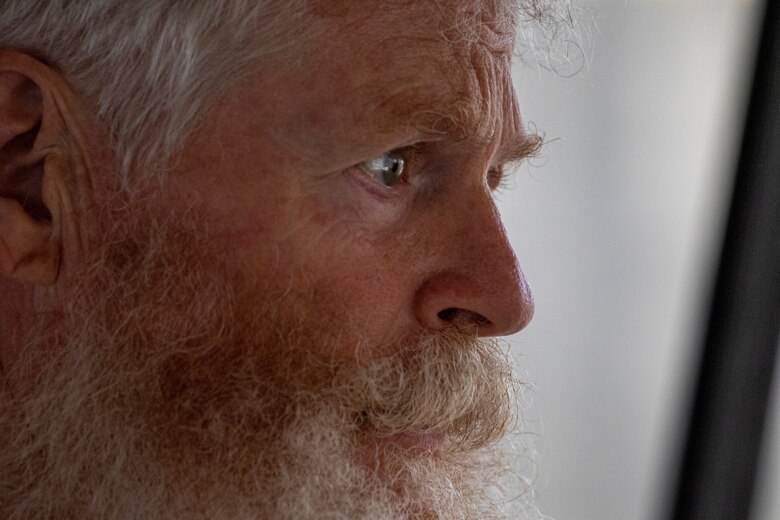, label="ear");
[0,51,86,285]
